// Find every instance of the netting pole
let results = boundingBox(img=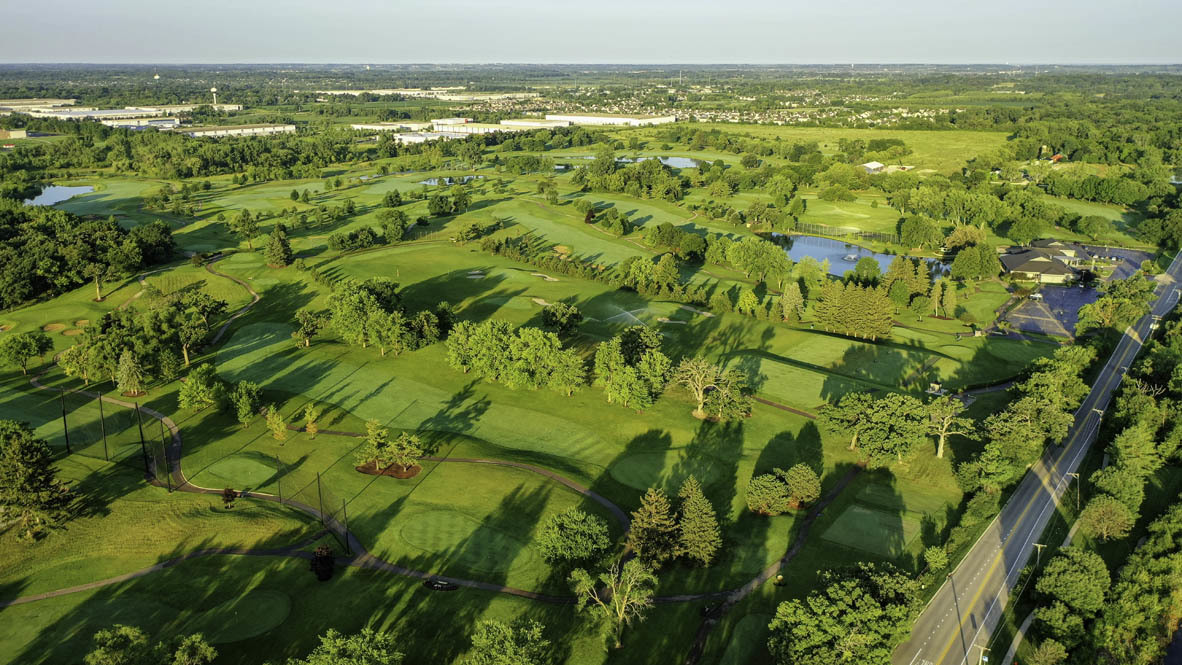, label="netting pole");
[135,403,149,475]
[275,454,283,505]
[97,392,109,461]
[341,499,351,555]
[158,418,172,492]
[59,390,72,454]
[316,472,325,525]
